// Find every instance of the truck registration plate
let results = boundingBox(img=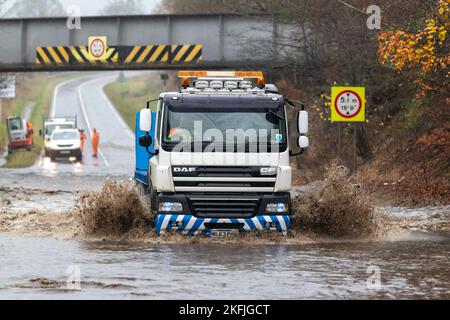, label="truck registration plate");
[211,229,239,237]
